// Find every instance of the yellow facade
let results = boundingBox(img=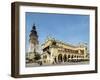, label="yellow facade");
[41,38,89,65]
